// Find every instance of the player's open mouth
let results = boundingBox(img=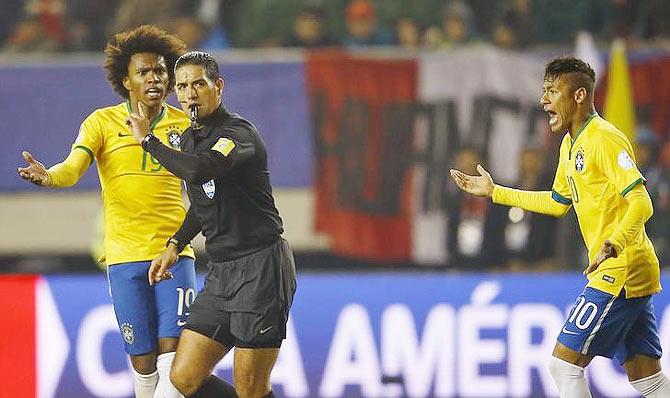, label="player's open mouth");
[146,87,163,99]
[547,111,558,126]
